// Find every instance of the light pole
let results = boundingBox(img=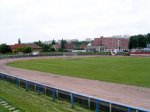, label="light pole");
[136,38,138,49]
[118,39,120,51]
